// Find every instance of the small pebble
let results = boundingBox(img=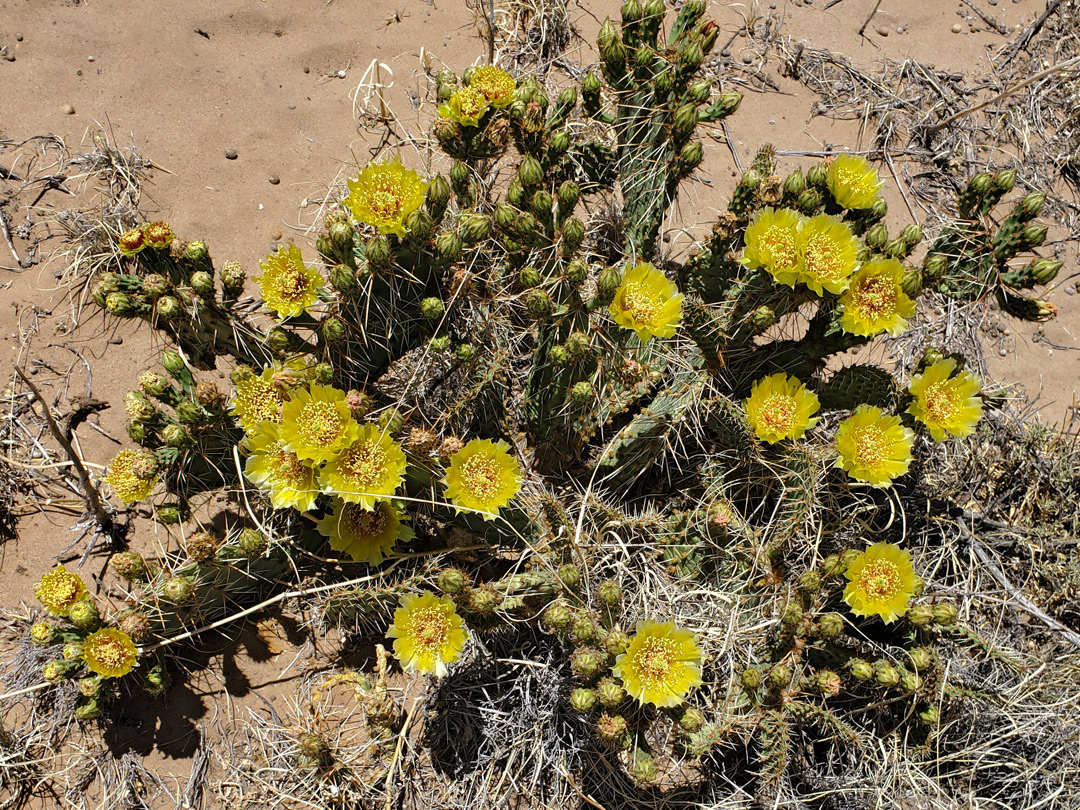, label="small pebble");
[1065,285,1075,295]
[287,103,296,110]
[15,34,23,41]
[740,51,753,64]
[951,23,963,33]
[303,66,310,73]
[87,55,95,62]
[337,69,346,78]
[876,25,889,36]
[268,175,280,185]
[108,337,123,345]
[4,54,14,62]
[999,348,1008,356]
[225,149,238,160]
[76,69,82,76]
[988,0,997,5]
[62,104,75,114]
[270,228,283,241]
